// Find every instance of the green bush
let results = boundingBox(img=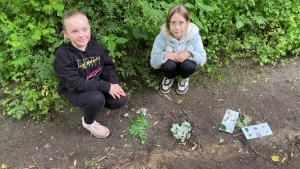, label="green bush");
[0,0,65,119]
[1,0,299,120]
